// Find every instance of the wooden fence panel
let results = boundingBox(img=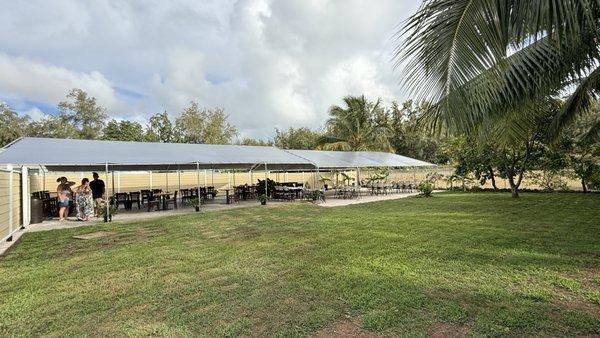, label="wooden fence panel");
[0,169,22,241]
